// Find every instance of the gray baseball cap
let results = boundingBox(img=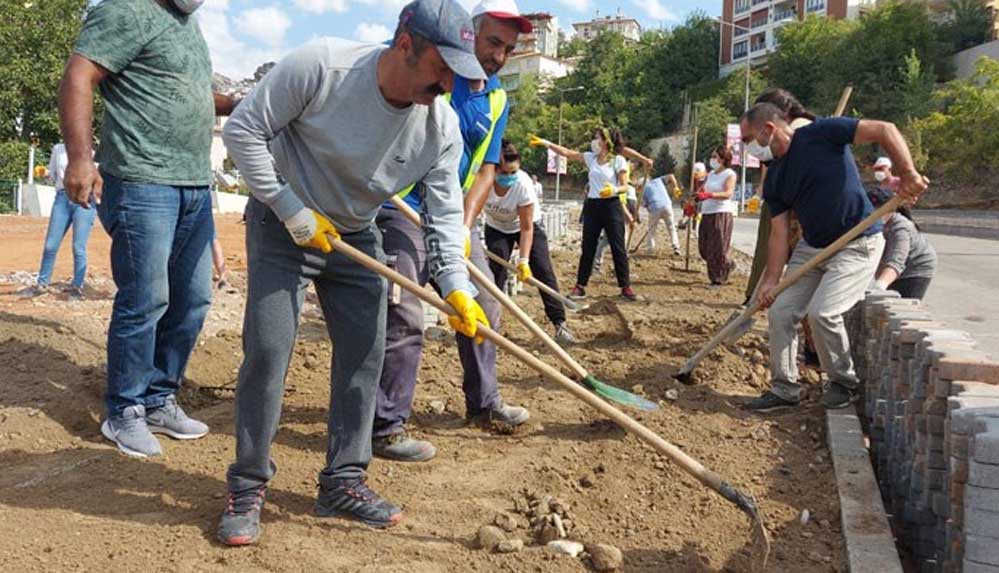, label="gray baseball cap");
[398,0,486,80]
